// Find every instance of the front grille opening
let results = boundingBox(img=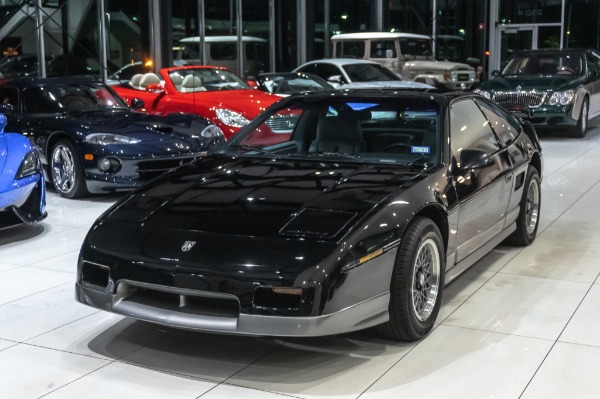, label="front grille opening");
[253,287,302,310]
[81,262,110,287]
[126,286,240,318]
